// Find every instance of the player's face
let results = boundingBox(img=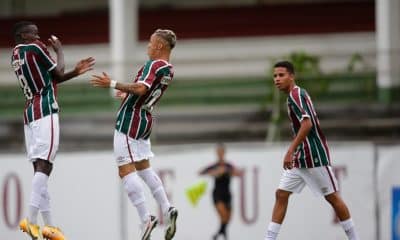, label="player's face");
[217,147,225,161]
[147,34,162,60]
[273,67,294,93]
[20,25,40,43]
